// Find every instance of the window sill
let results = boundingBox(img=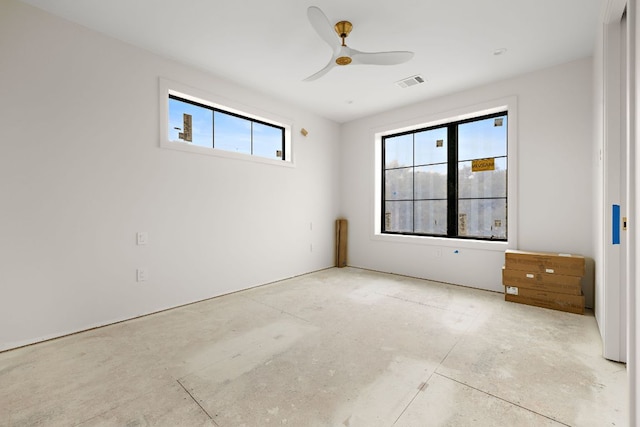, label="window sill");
[160,139,296,168]
[371,232,512,251]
